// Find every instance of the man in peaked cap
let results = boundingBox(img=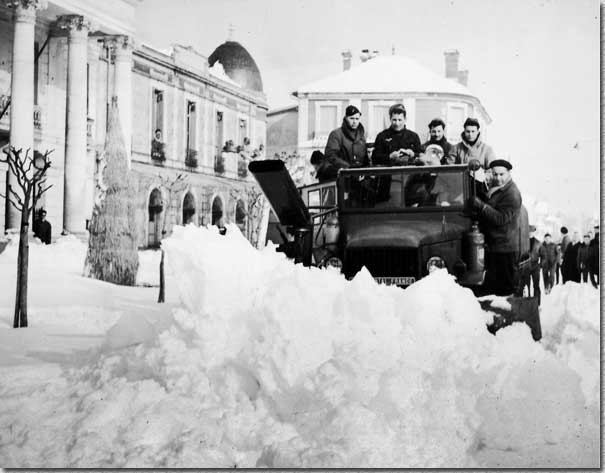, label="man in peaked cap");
[469,159,523,296]
[324,104,369,169]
